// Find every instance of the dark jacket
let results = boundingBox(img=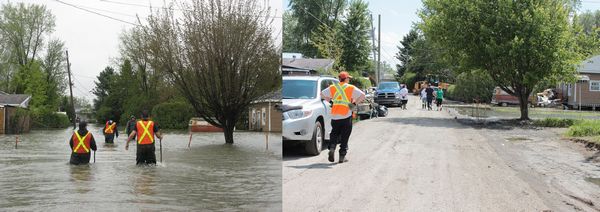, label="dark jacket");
[69,129,97,154]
